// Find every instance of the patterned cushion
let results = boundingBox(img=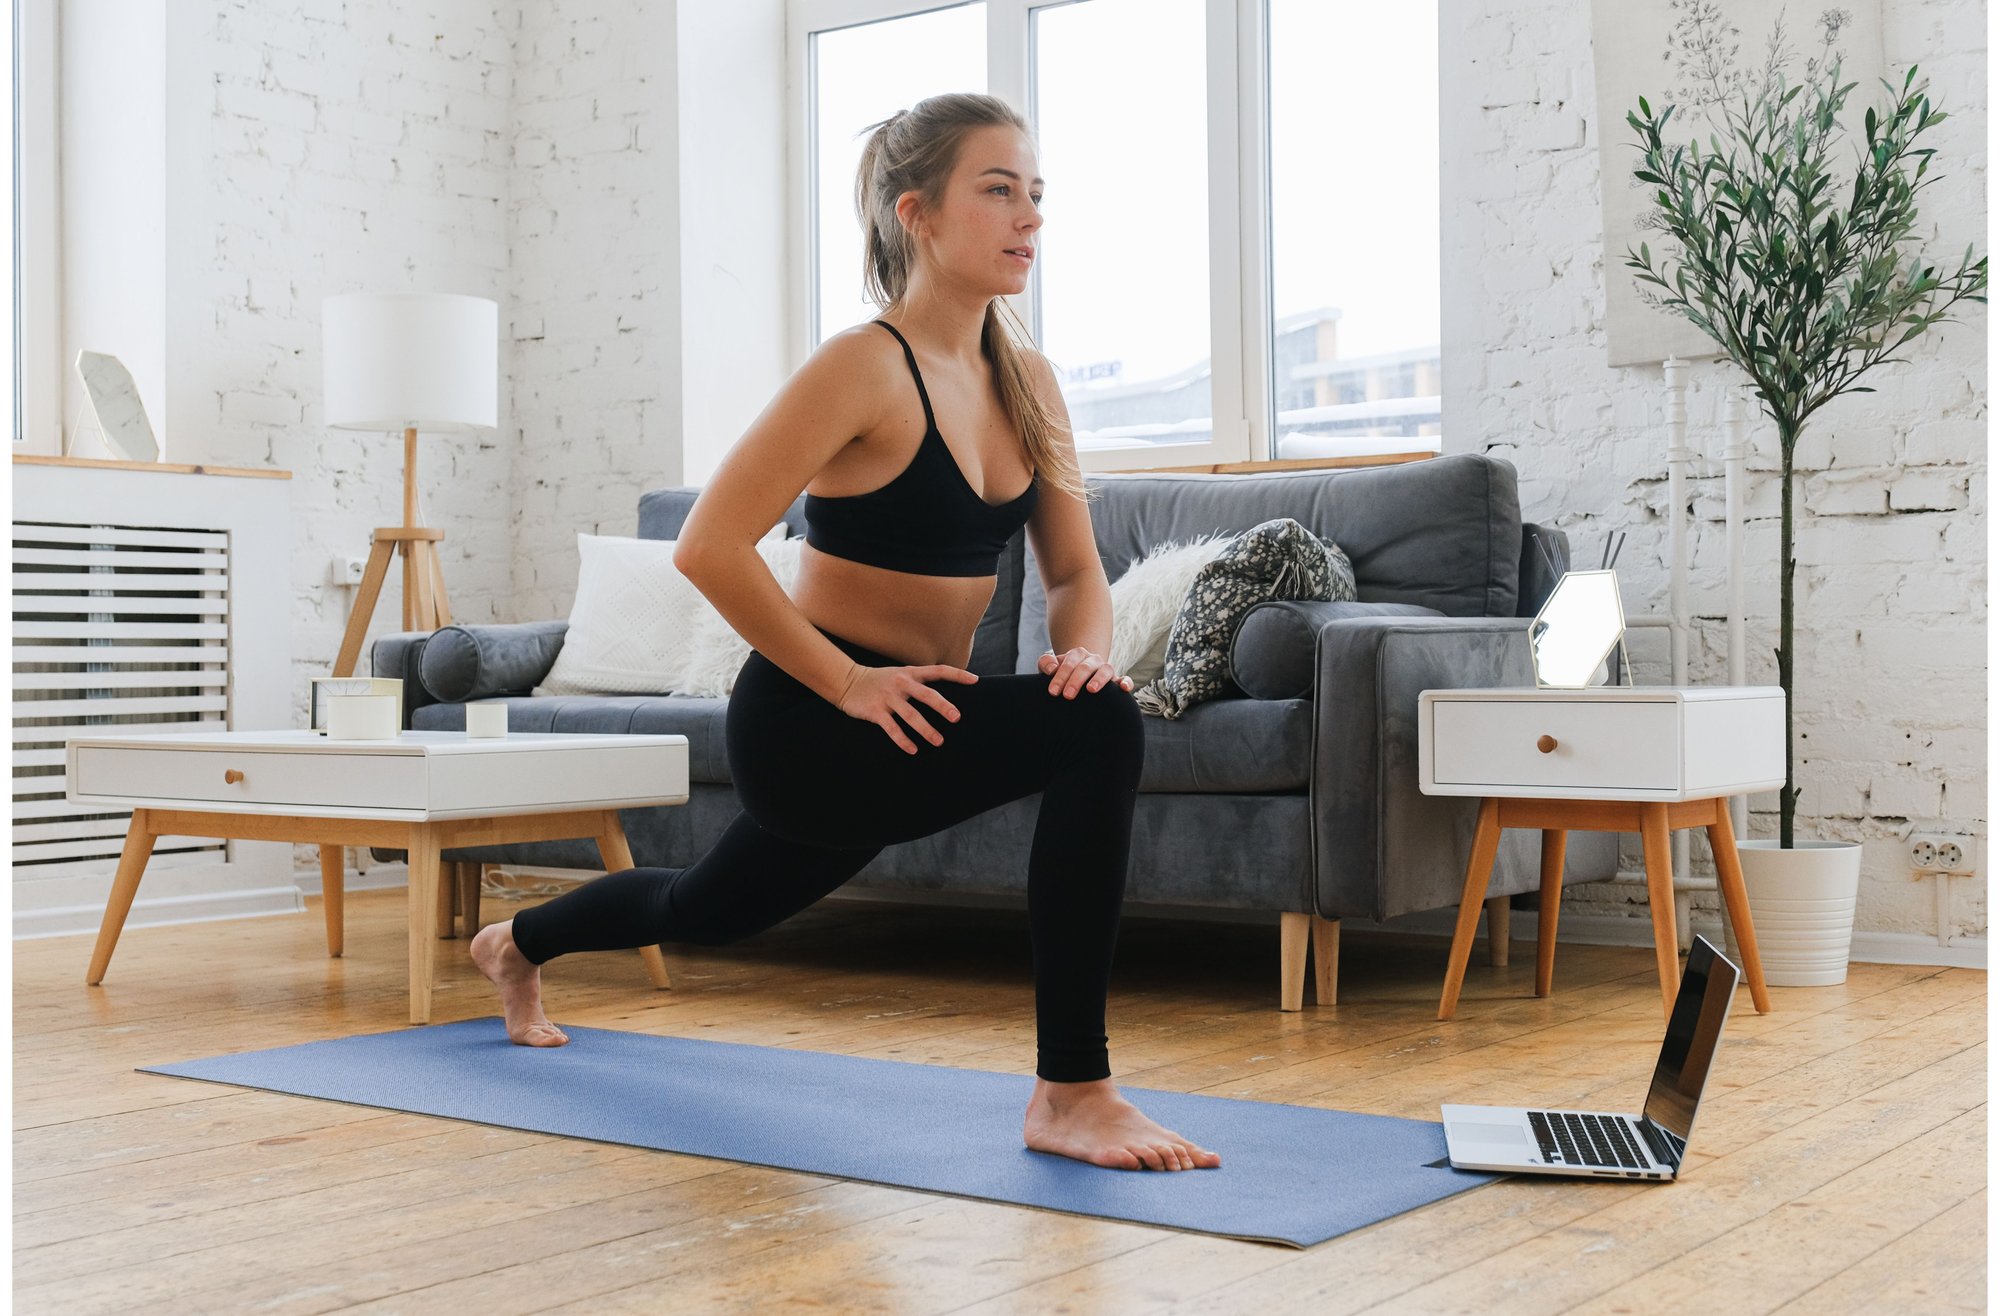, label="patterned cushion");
[1131,518,1356,720]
